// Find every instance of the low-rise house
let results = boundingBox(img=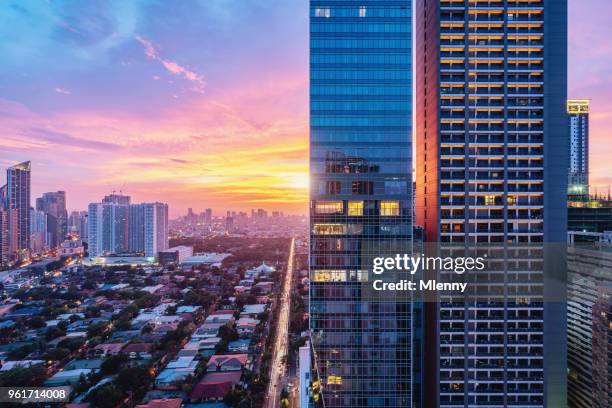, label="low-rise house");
[122,342,153,360]
[45,368,94,386]
[235,318,259,336]
[240,304,266,318]
[0,360,44,371]
[227,339,250,353]
[156,356,199,389]
[189,371,242,402]
[206,354,249,372]
[91,342,125,358]
[253,281,273,294]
